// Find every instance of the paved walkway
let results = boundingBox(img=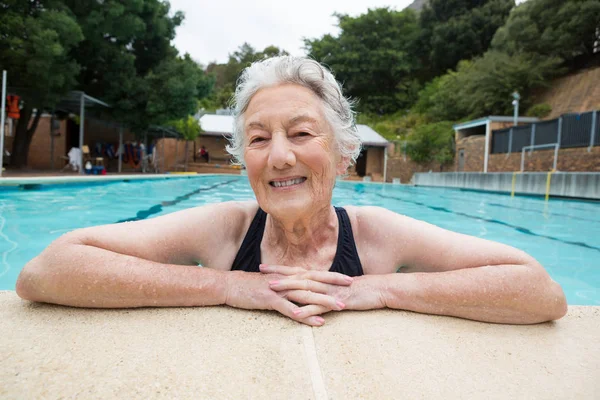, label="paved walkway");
[1,291,598,399]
